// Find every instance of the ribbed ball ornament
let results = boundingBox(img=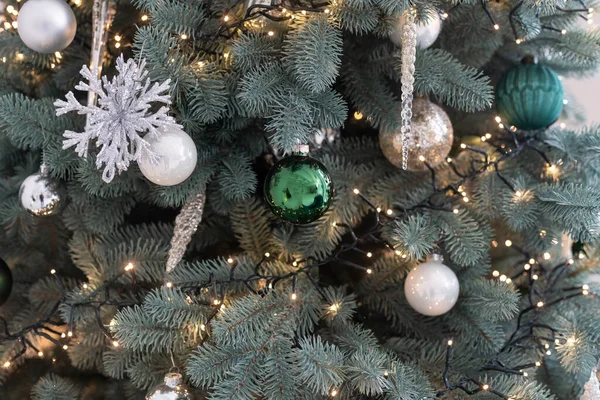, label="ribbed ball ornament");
[495,61,564,131]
